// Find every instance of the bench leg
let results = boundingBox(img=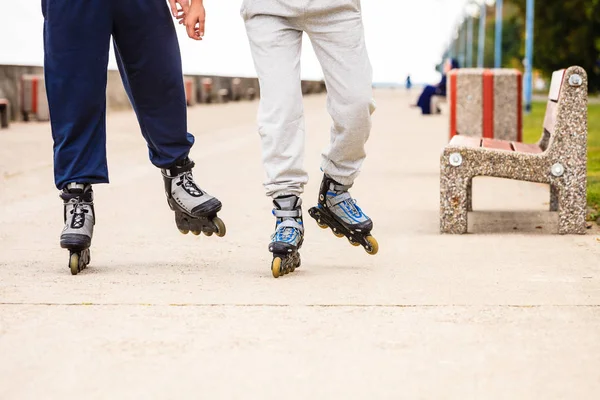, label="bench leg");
[440,174,469,234]
[466,179,473,212]
[557,184,587,234]
[550,185,559,212]
[0,111,7,129]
